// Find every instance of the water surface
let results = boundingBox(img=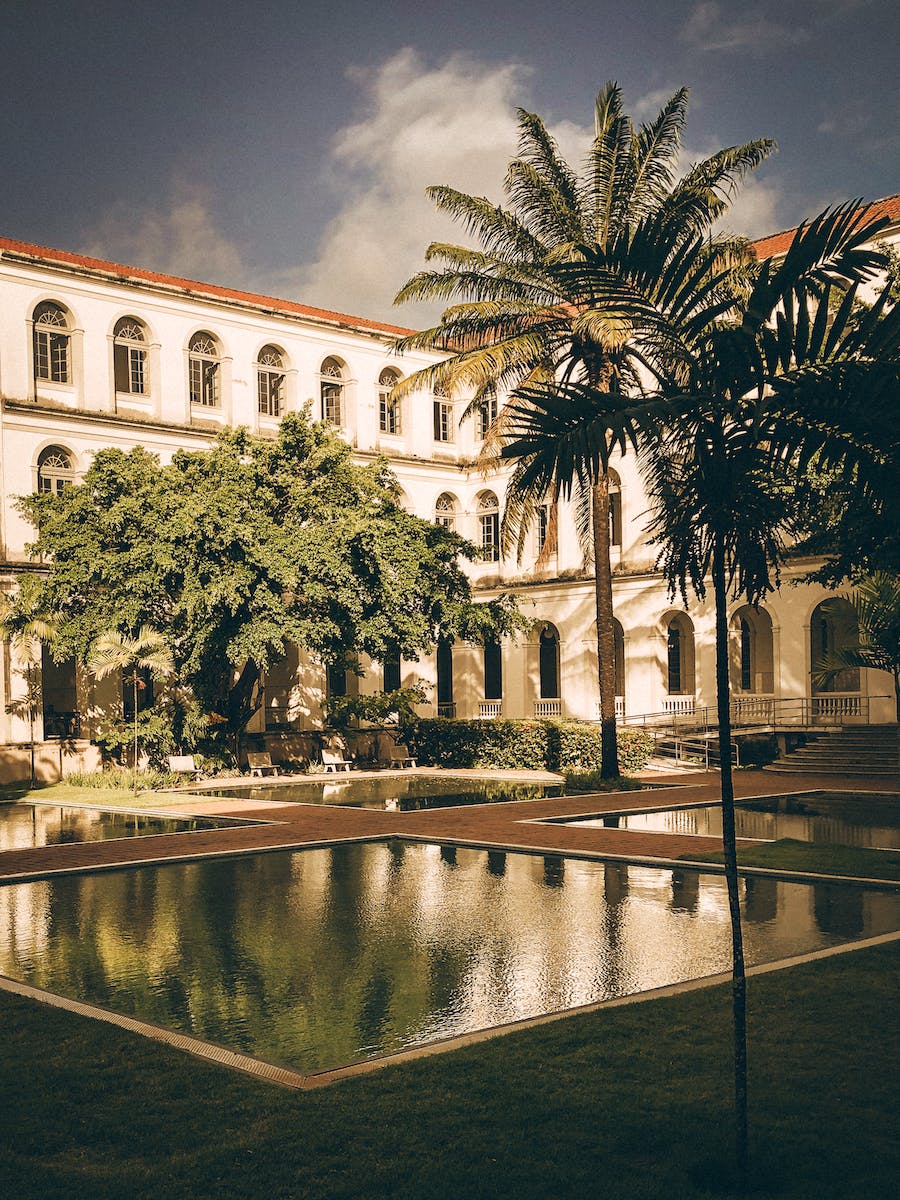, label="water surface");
[0,802,245,852]
[1,841,896,1074]
[194,775,561,810]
